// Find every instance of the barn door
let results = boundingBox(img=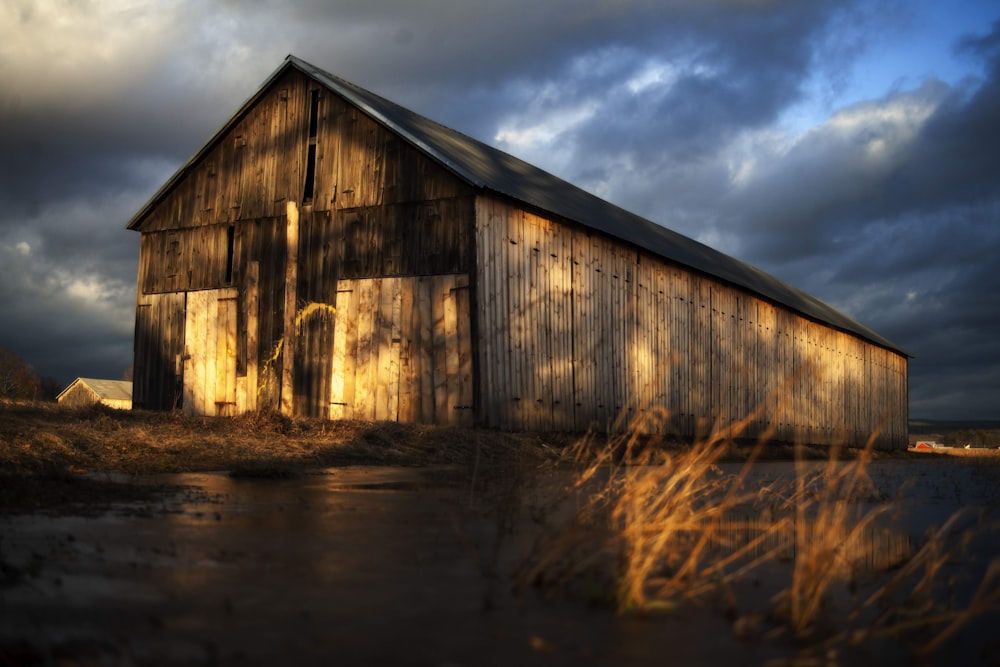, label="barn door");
[182,287,238,416]
[329,275,472,426]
